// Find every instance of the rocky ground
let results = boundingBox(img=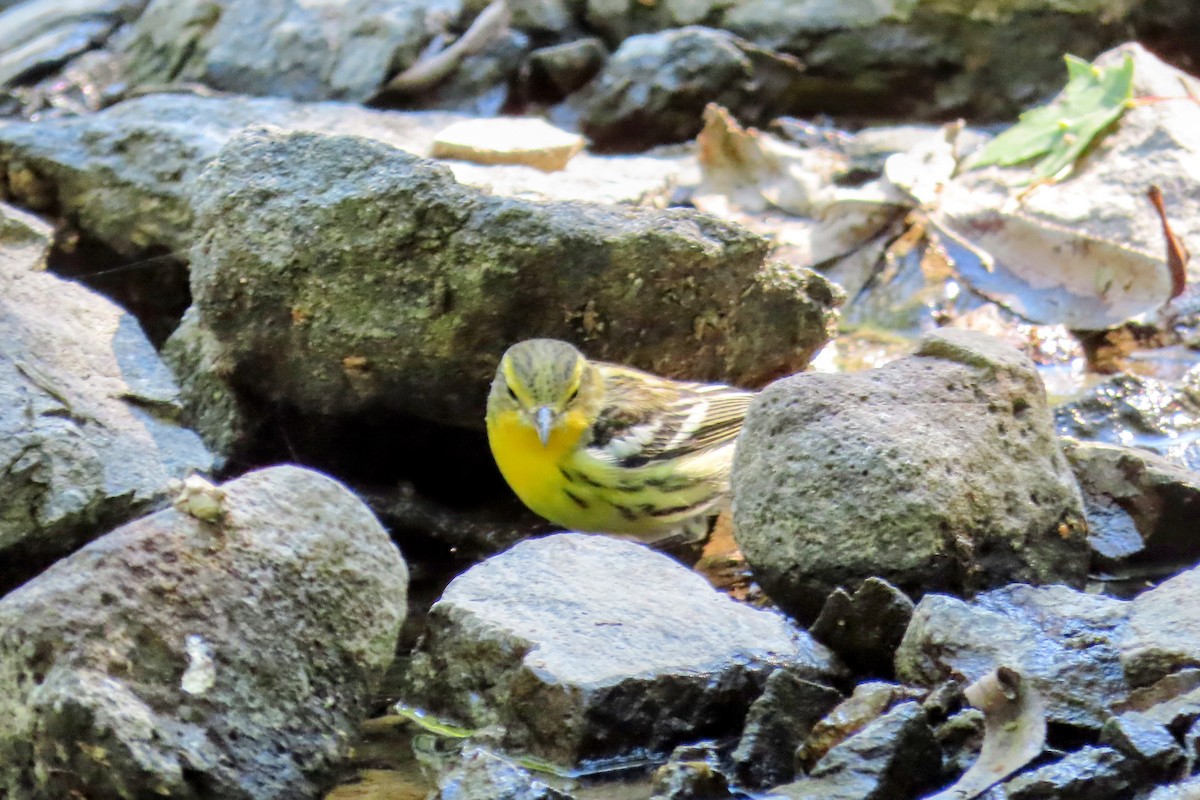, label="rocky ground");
[1,1,1200,799]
